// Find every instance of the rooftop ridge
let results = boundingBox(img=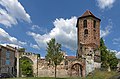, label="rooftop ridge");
[81,10,95,17]
[79,10,101,21]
